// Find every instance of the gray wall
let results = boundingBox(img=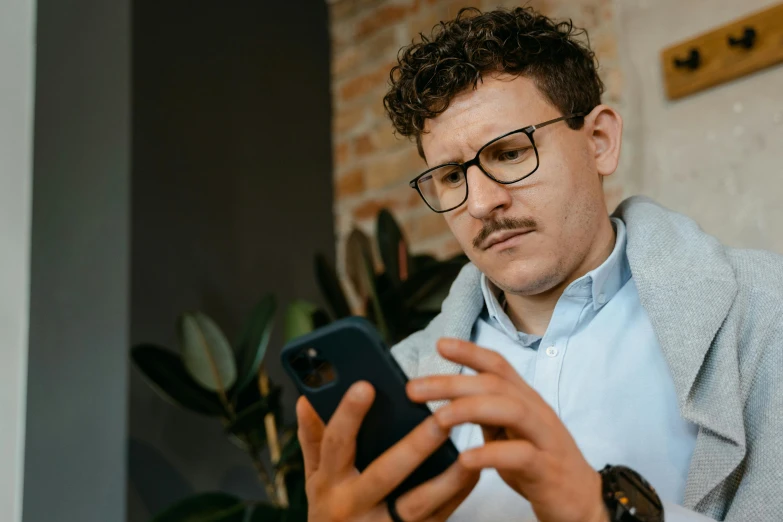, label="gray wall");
[616,0,783,253]
[0,1,36,521]
[129,1,334,520]
[23,0,131,522]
